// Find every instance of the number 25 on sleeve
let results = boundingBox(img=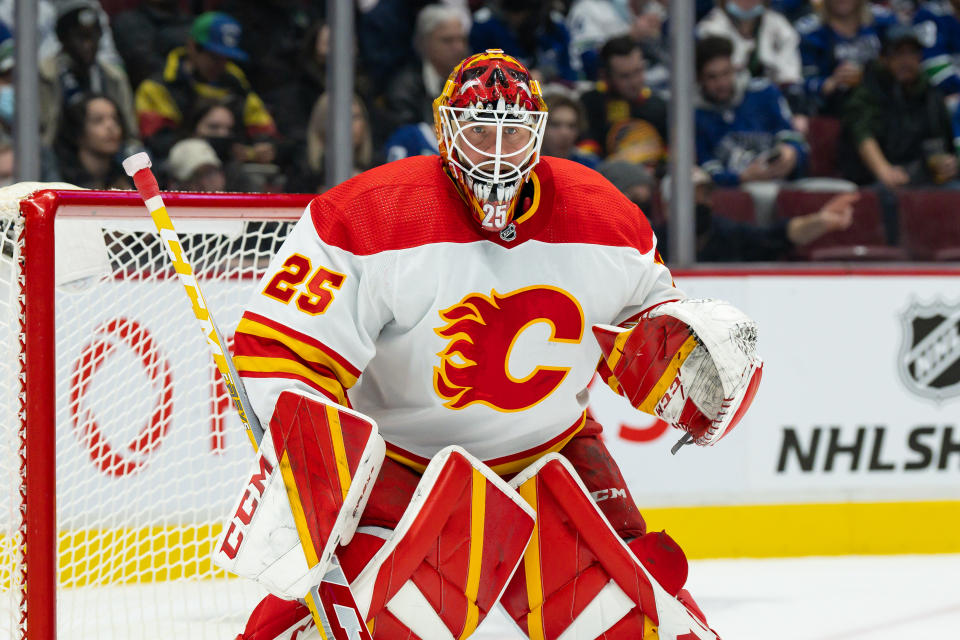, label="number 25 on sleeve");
[262,253,346,316]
